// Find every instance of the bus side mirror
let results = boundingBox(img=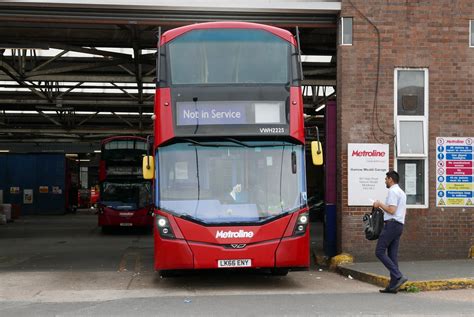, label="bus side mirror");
[142,156,155,179]
[311,141,323,166]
